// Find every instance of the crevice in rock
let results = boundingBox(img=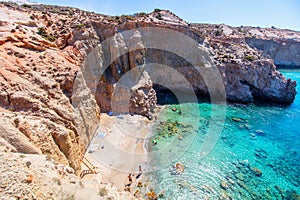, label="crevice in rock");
[50,131,73,168]
[5,89,11,107]
[239,79,258,97]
